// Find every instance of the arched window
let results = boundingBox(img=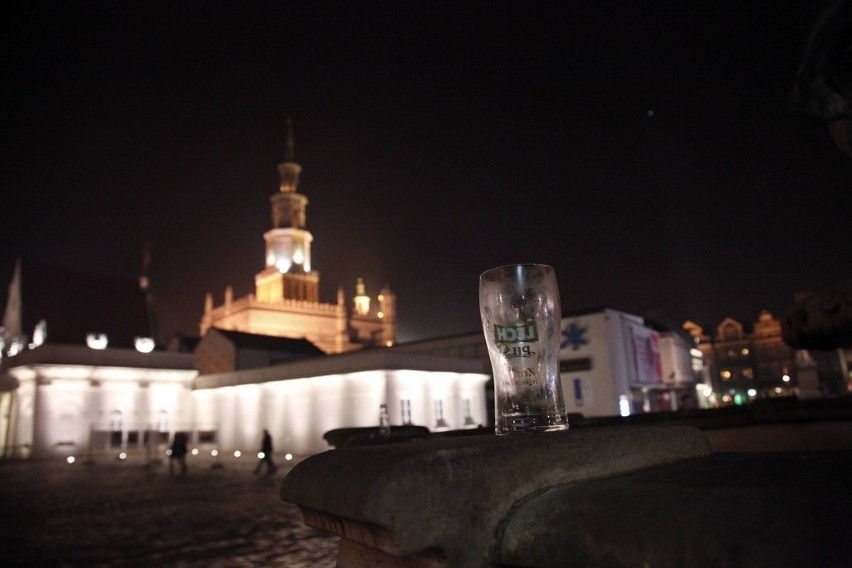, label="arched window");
[156,410,169,432]
[109,410,123,431]
[109,410,123,447]
[156,410,170,443]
